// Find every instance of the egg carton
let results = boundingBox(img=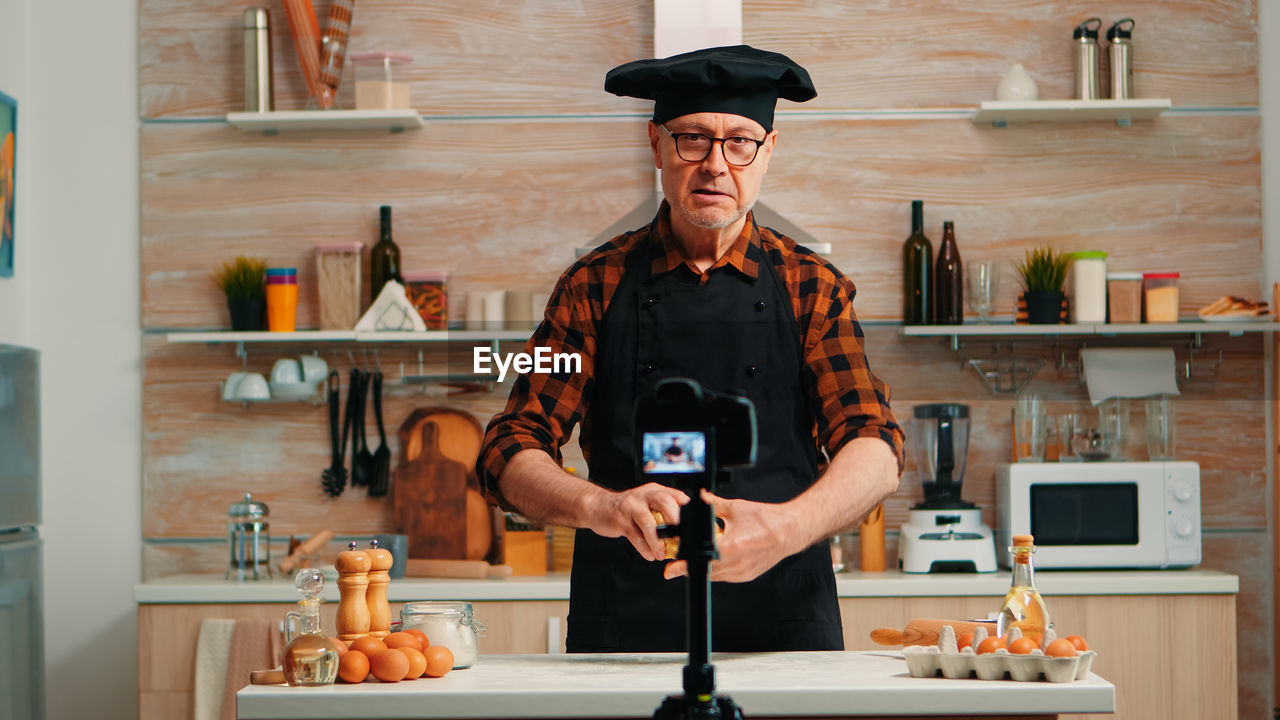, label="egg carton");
[903,644,1096,683]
